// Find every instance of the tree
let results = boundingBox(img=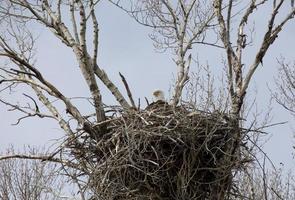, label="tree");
[0,147,68,200]
[234,162,295,200]
[0,0,294,199]
[274,59,295,117]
